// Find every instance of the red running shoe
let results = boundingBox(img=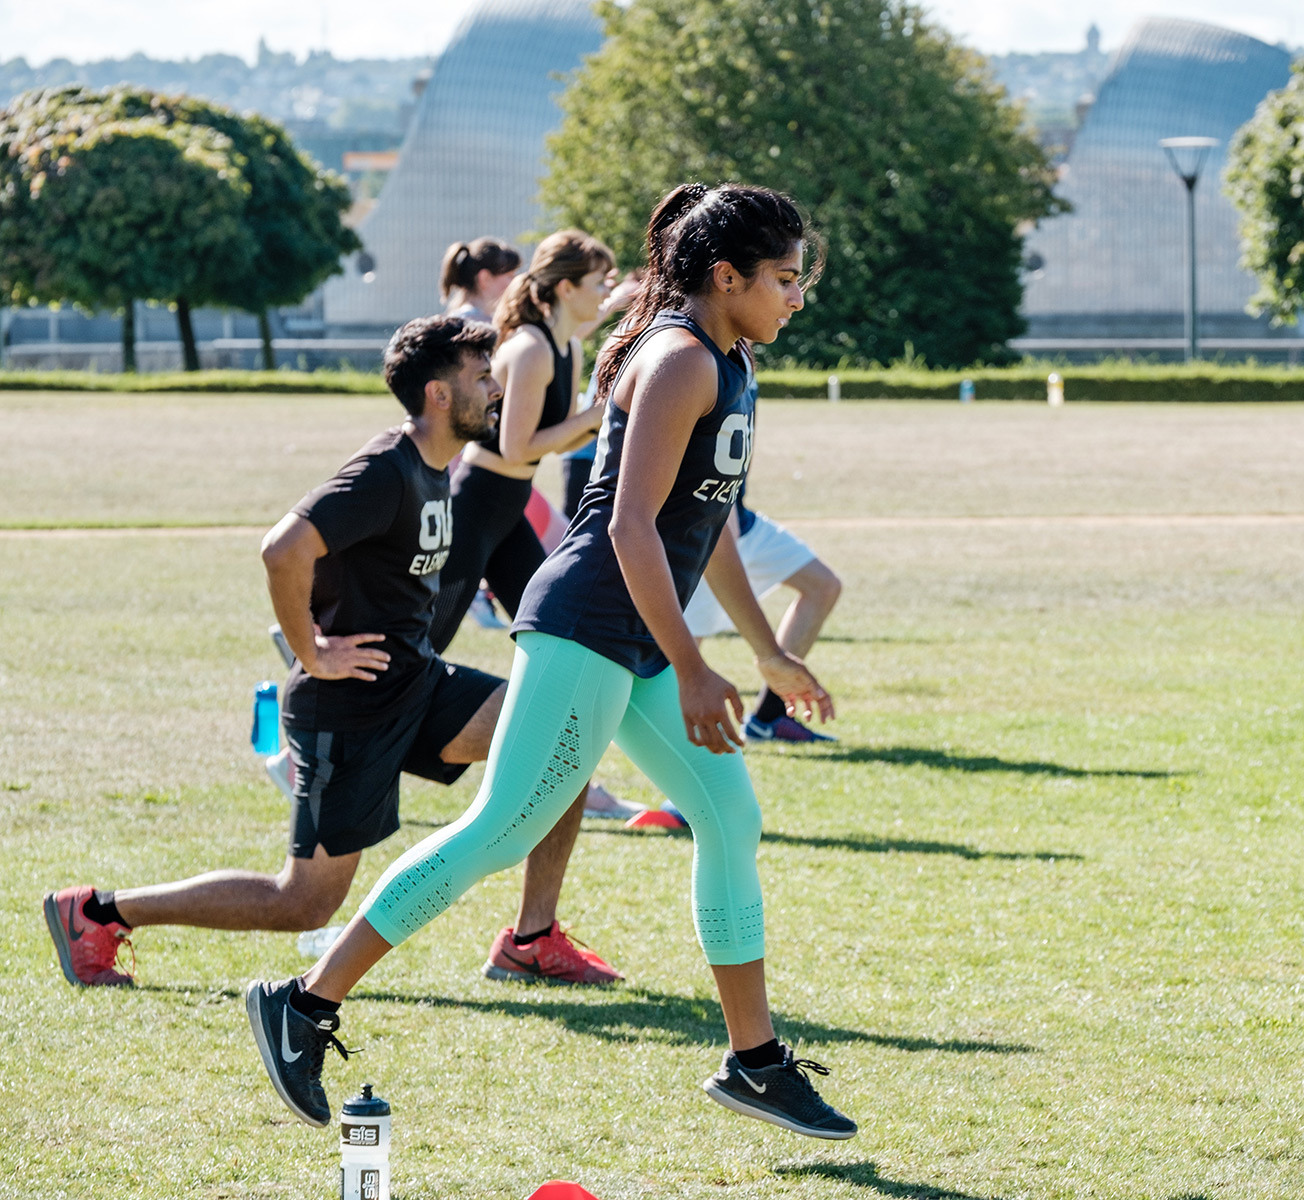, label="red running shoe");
[482,921,622,986]
[43,886,134,987]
